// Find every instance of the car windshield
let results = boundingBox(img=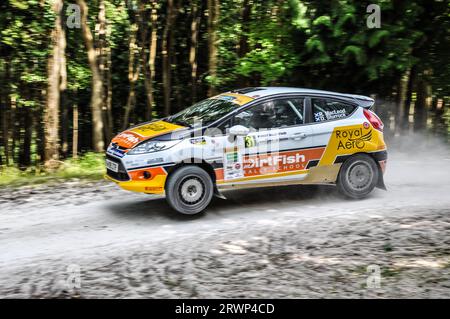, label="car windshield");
[165,98,237,127]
